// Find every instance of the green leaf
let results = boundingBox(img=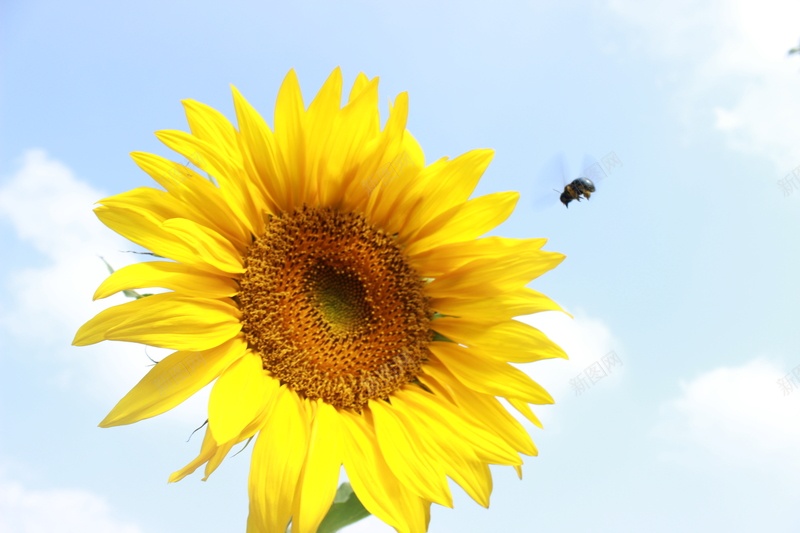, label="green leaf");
[316,482,371,533]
